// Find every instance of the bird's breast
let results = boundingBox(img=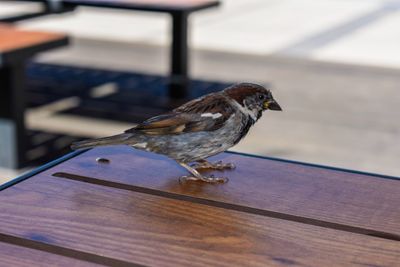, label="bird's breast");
[232,114,255,145]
